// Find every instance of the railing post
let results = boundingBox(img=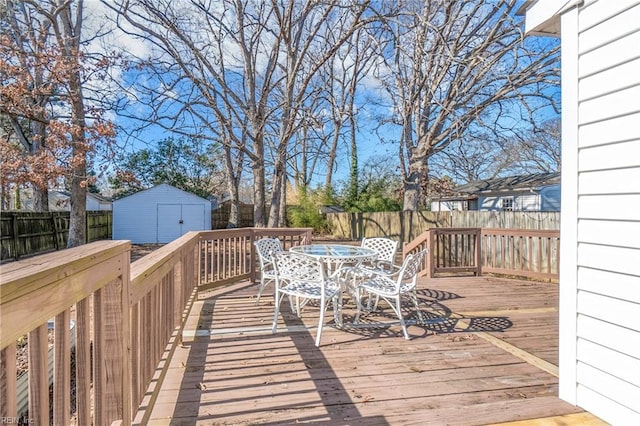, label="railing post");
[427,228,434,278]
[120,250,133,425]
[174,255,184,327]
[94,249,132,426]
[475,228,482,276]
[249,229,257,284]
